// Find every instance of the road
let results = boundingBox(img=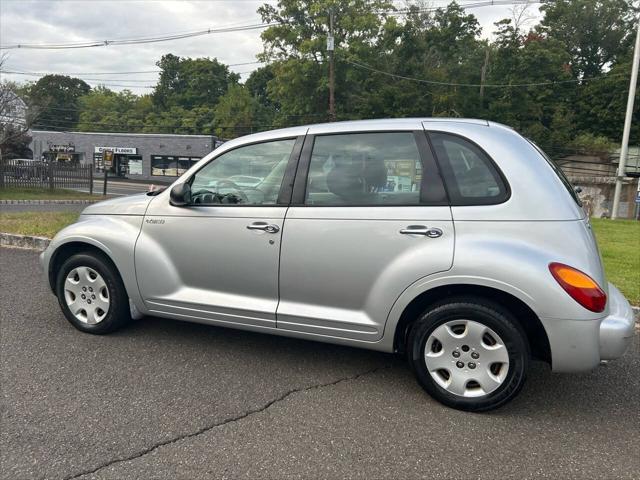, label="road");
[1,247,639,480]
[75,179,166,197]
